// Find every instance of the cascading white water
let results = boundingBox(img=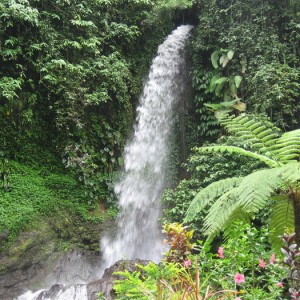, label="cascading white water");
[16,24,193,300]
[100,24,193,270]
[17,285,87,300]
